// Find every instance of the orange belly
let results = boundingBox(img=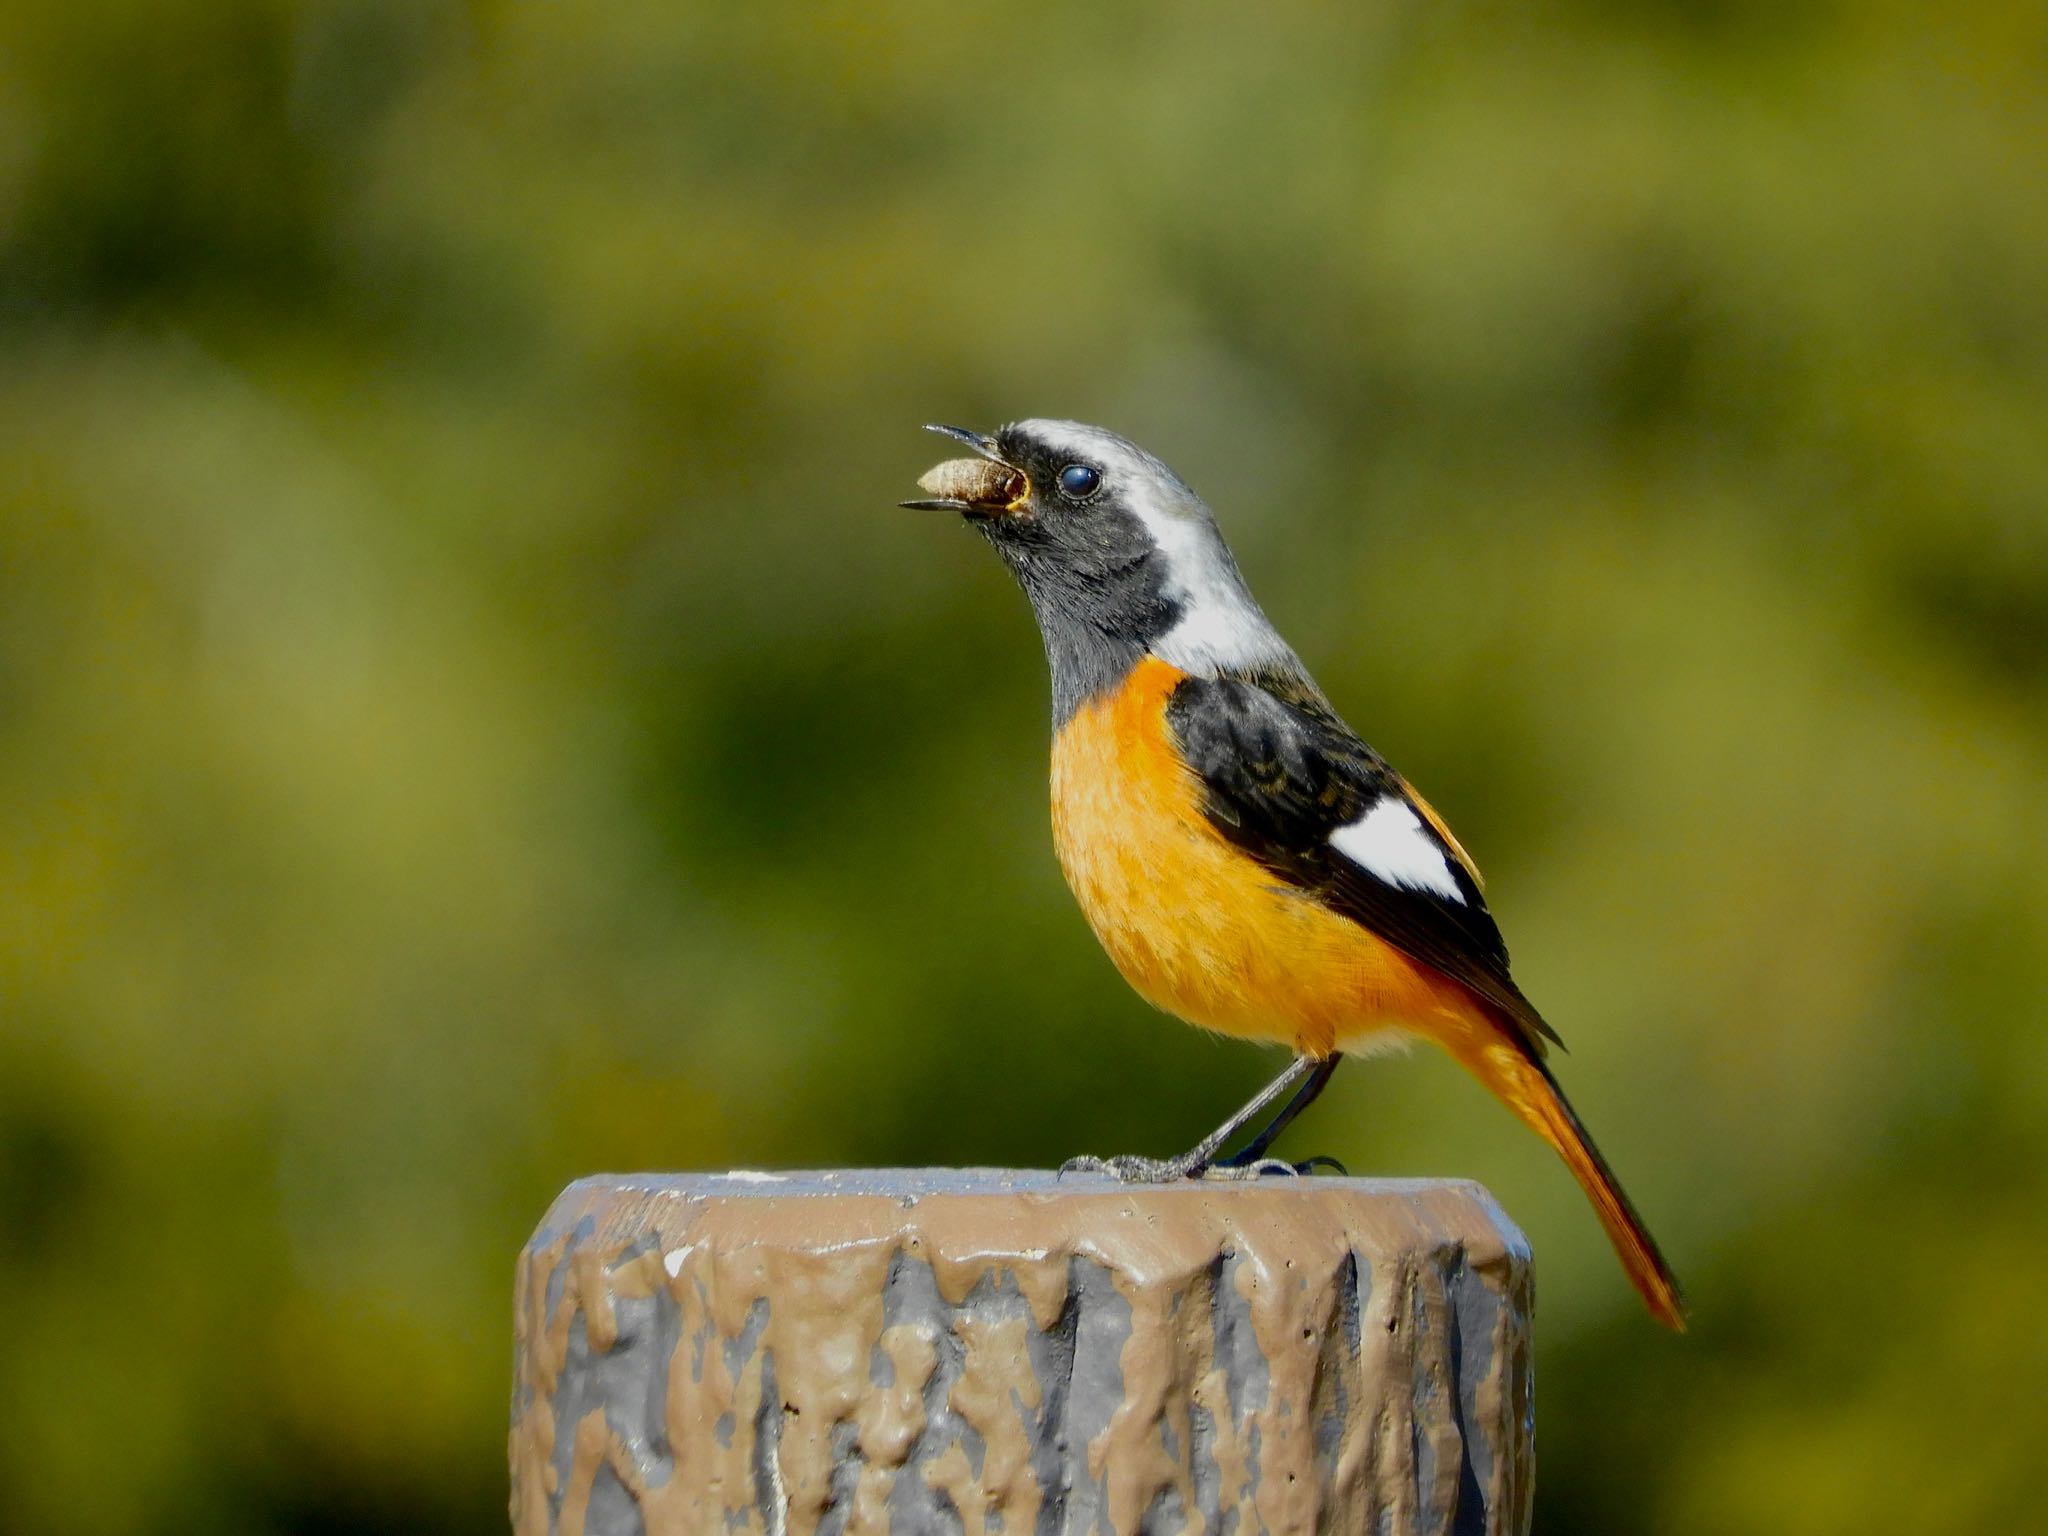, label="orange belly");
[1049,657,1491,1059]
